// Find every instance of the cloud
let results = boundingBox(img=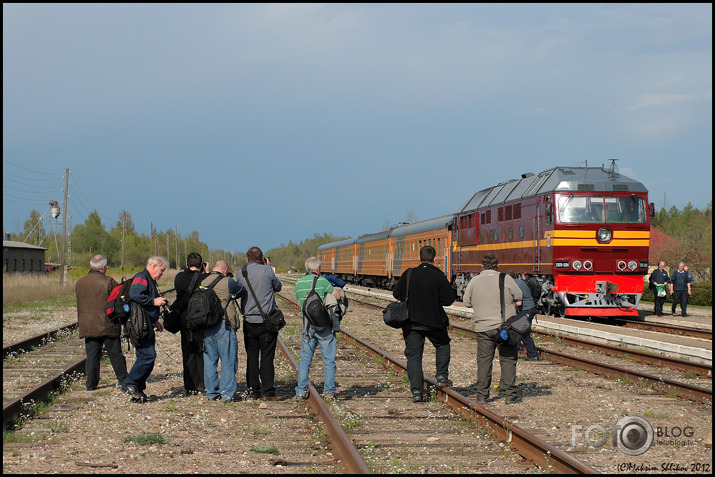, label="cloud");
[628,93,698,109]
